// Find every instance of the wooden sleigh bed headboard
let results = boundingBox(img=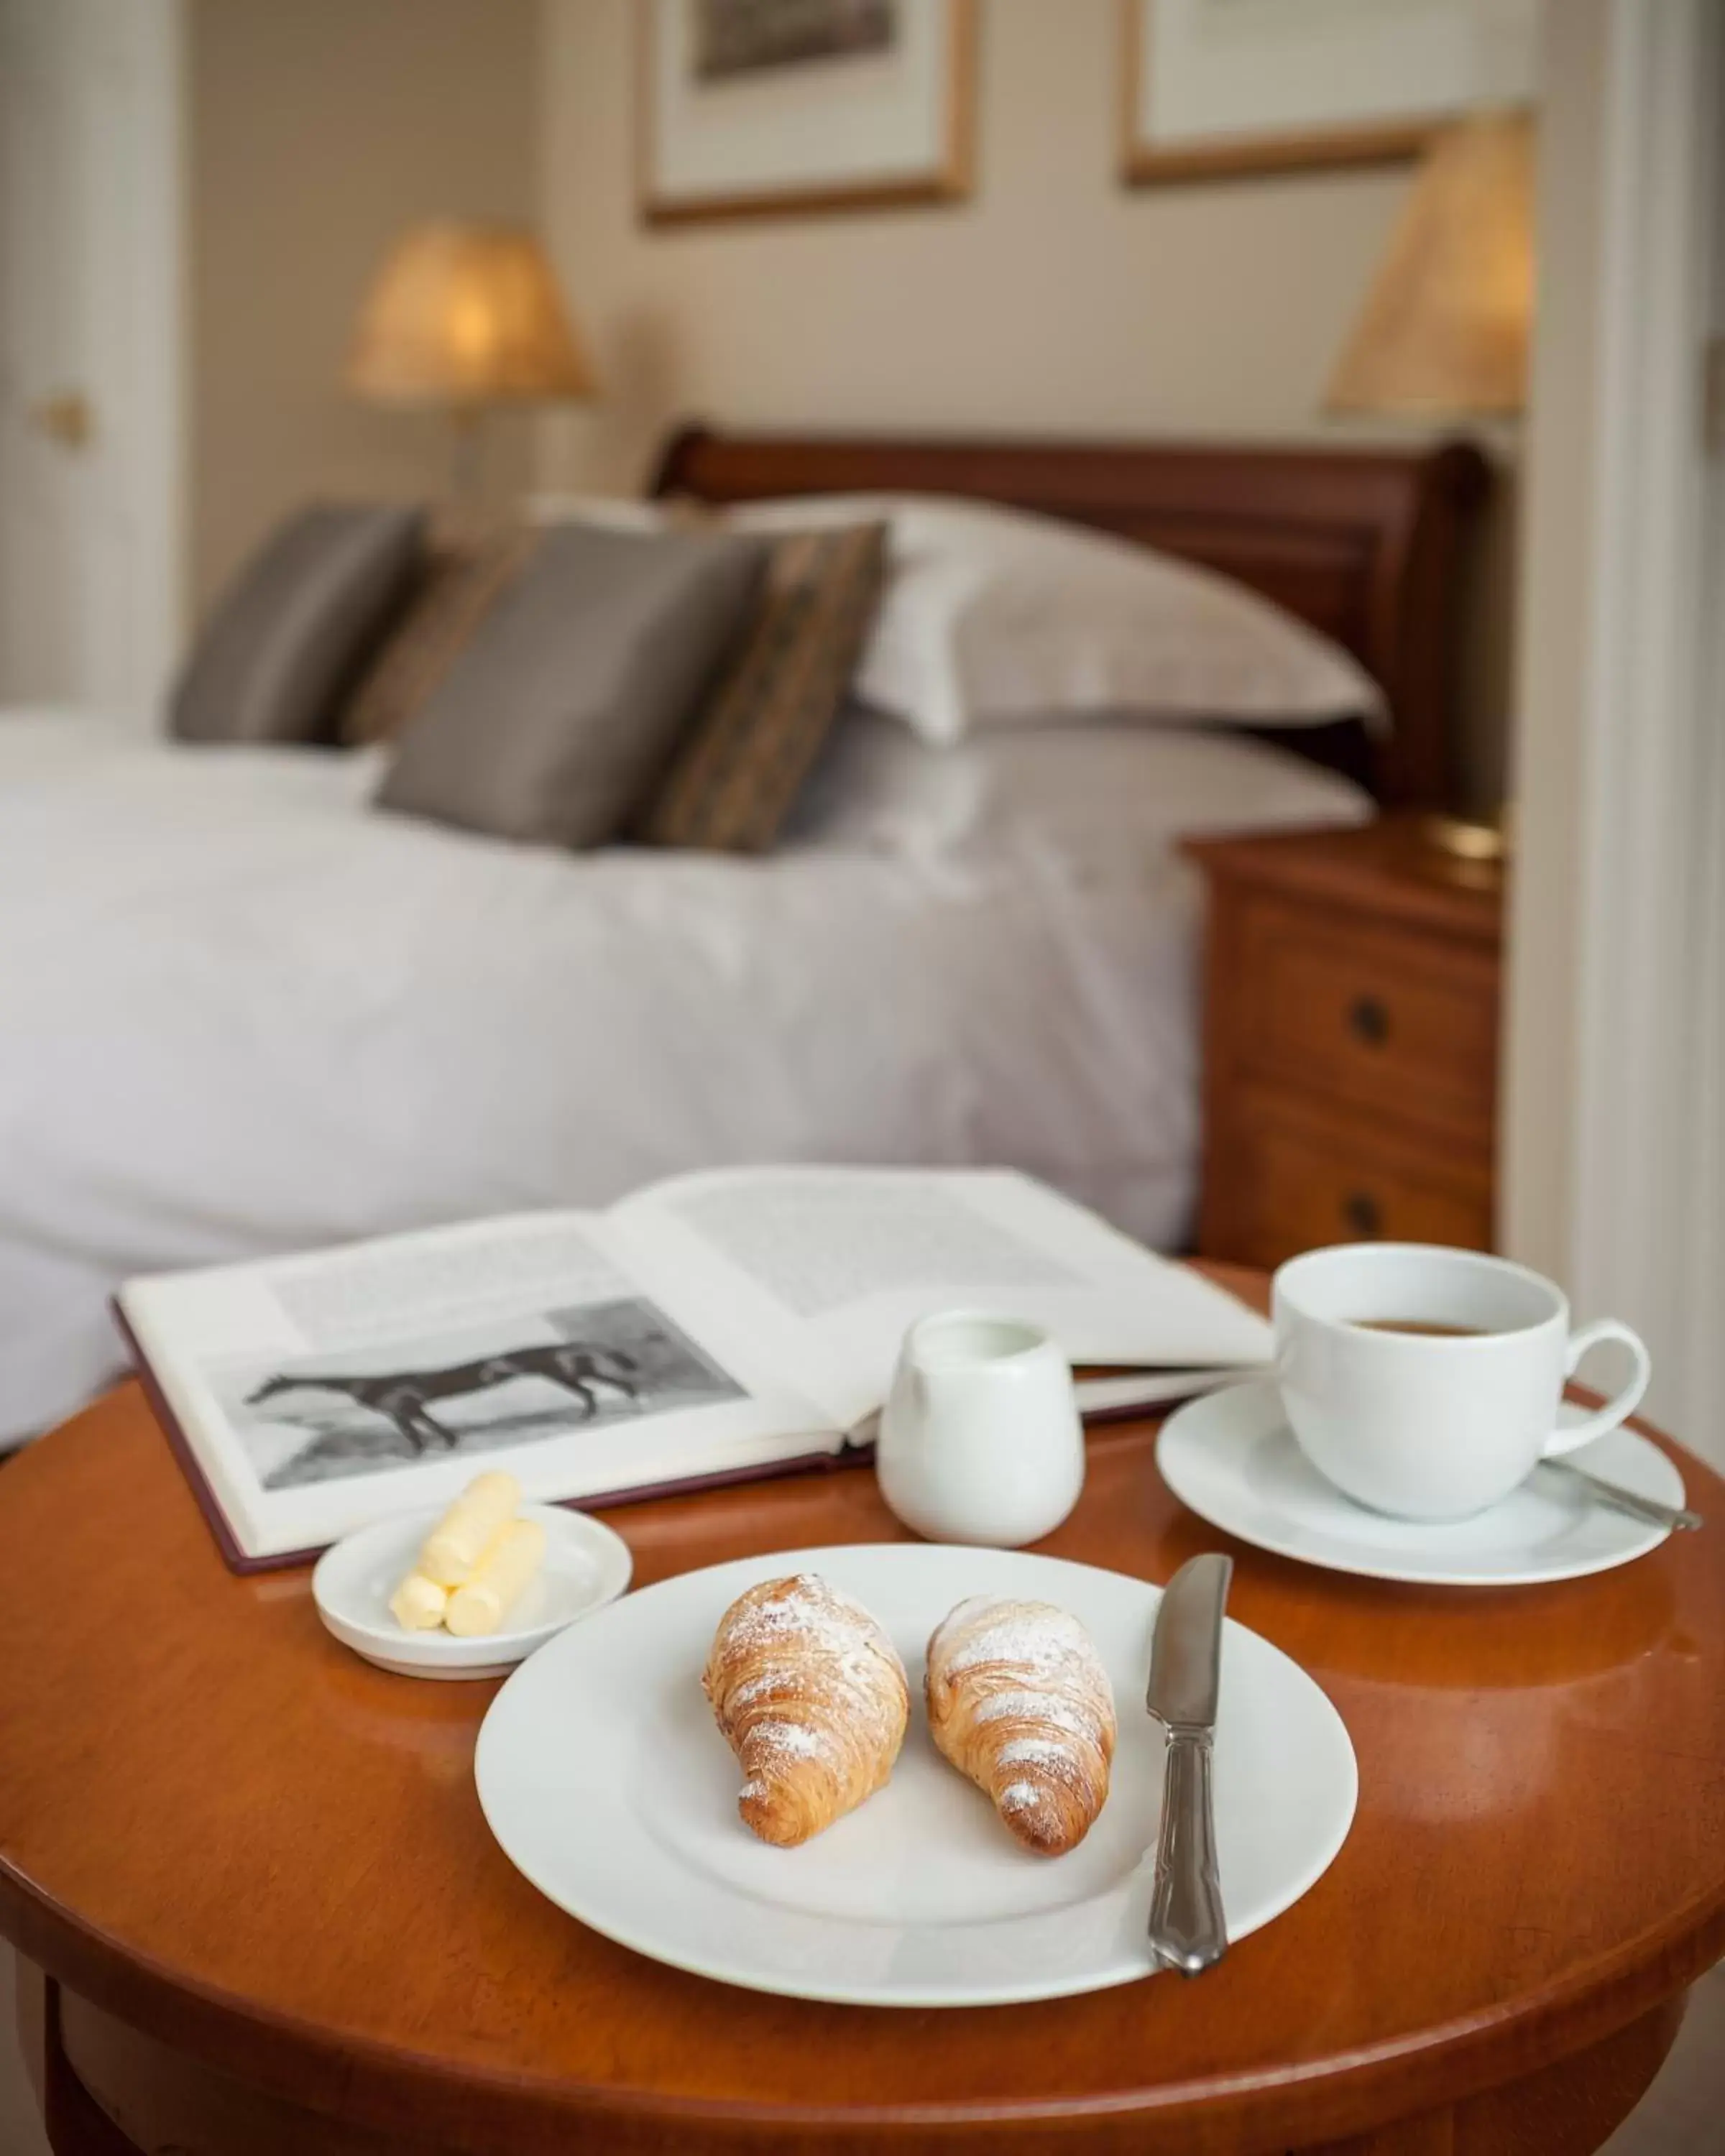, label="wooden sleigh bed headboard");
[652,423,1490,809]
